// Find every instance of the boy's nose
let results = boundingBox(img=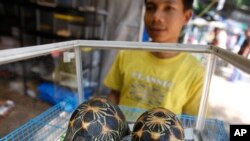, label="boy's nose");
[152,10,165,23]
